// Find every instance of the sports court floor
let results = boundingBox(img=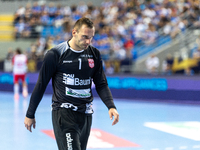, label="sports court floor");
[0,91,200,150]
